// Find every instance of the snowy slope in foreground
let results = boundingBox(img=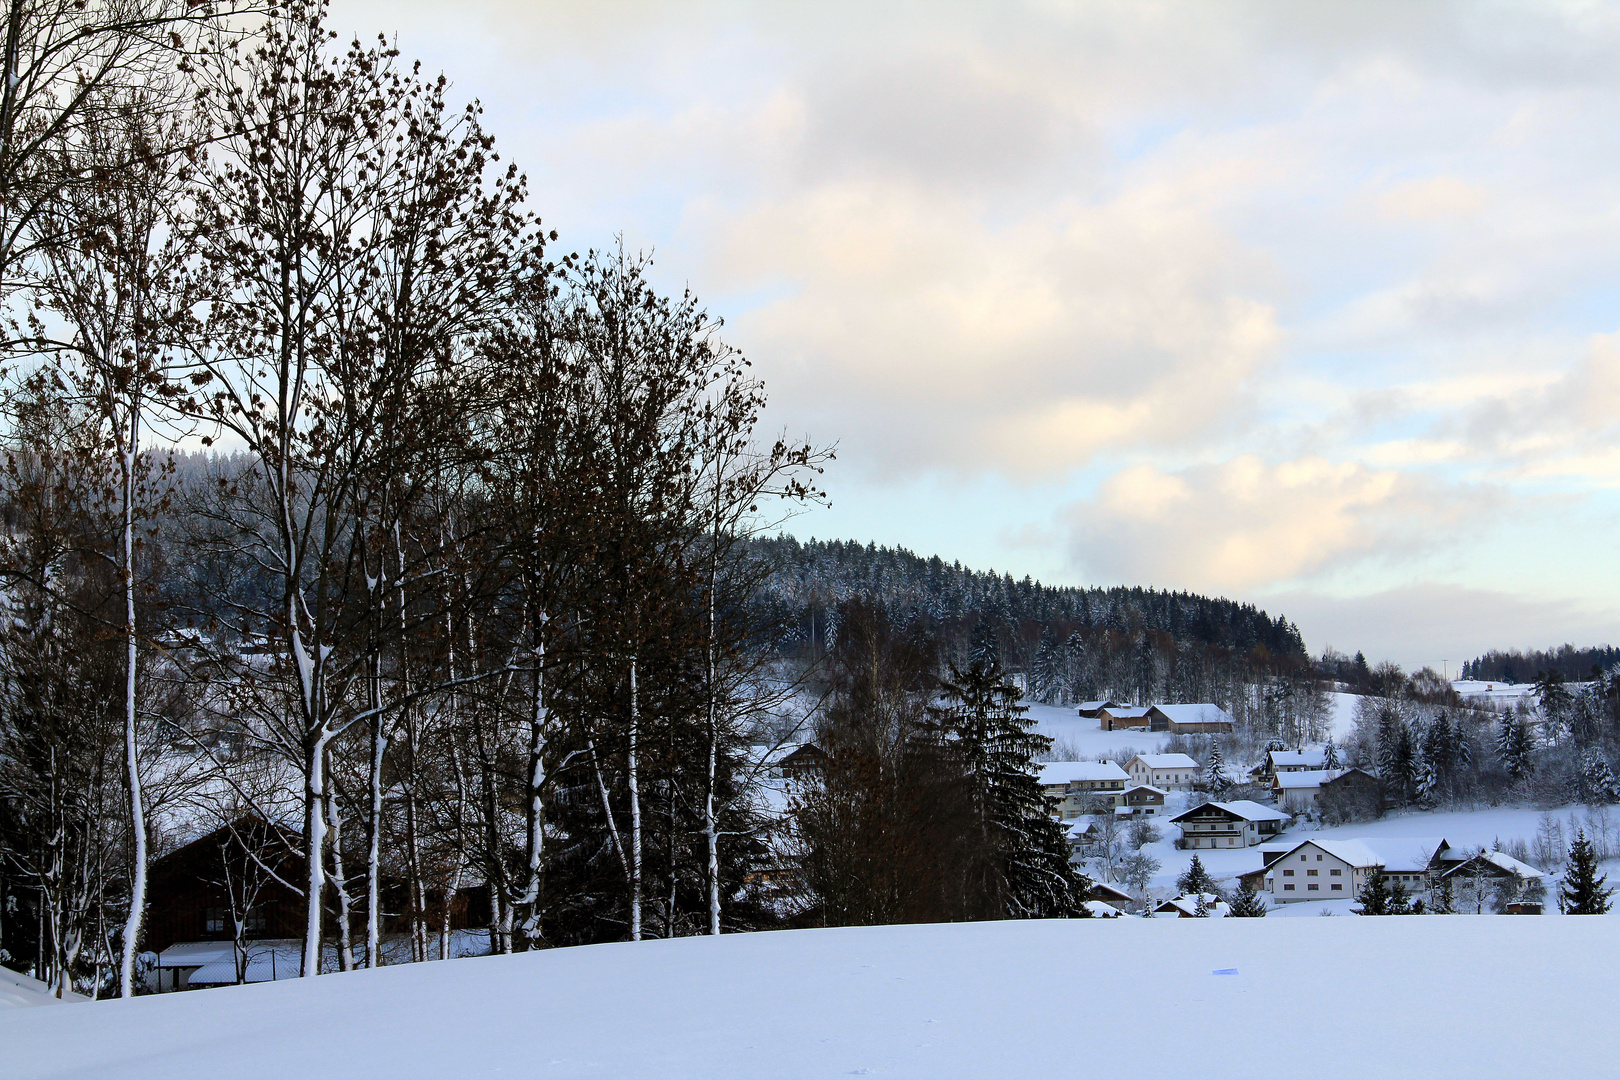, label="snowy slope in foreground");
[7,919,1620,1080]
